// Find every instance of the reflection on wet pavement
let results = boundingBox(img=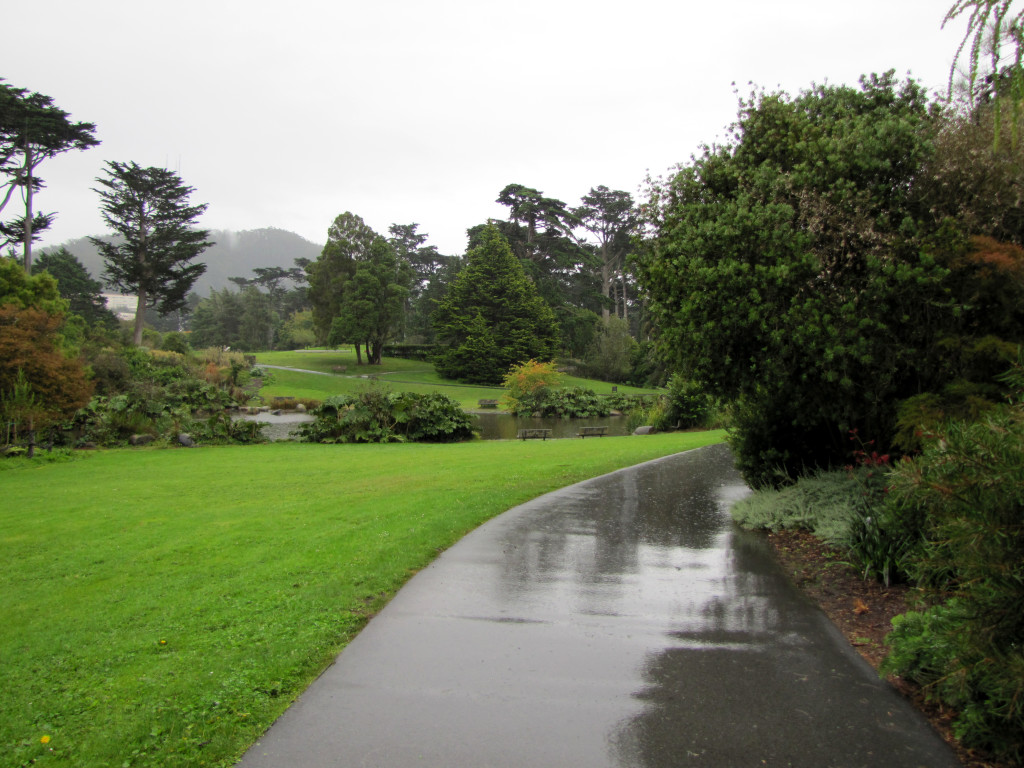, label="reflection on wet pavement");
[238,443,959,768]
